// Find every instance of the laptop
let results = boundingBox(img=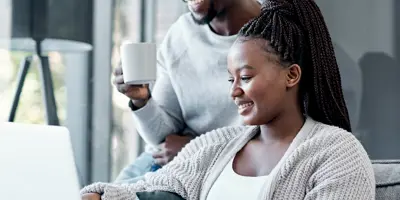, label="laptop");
[0,122,81,200]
